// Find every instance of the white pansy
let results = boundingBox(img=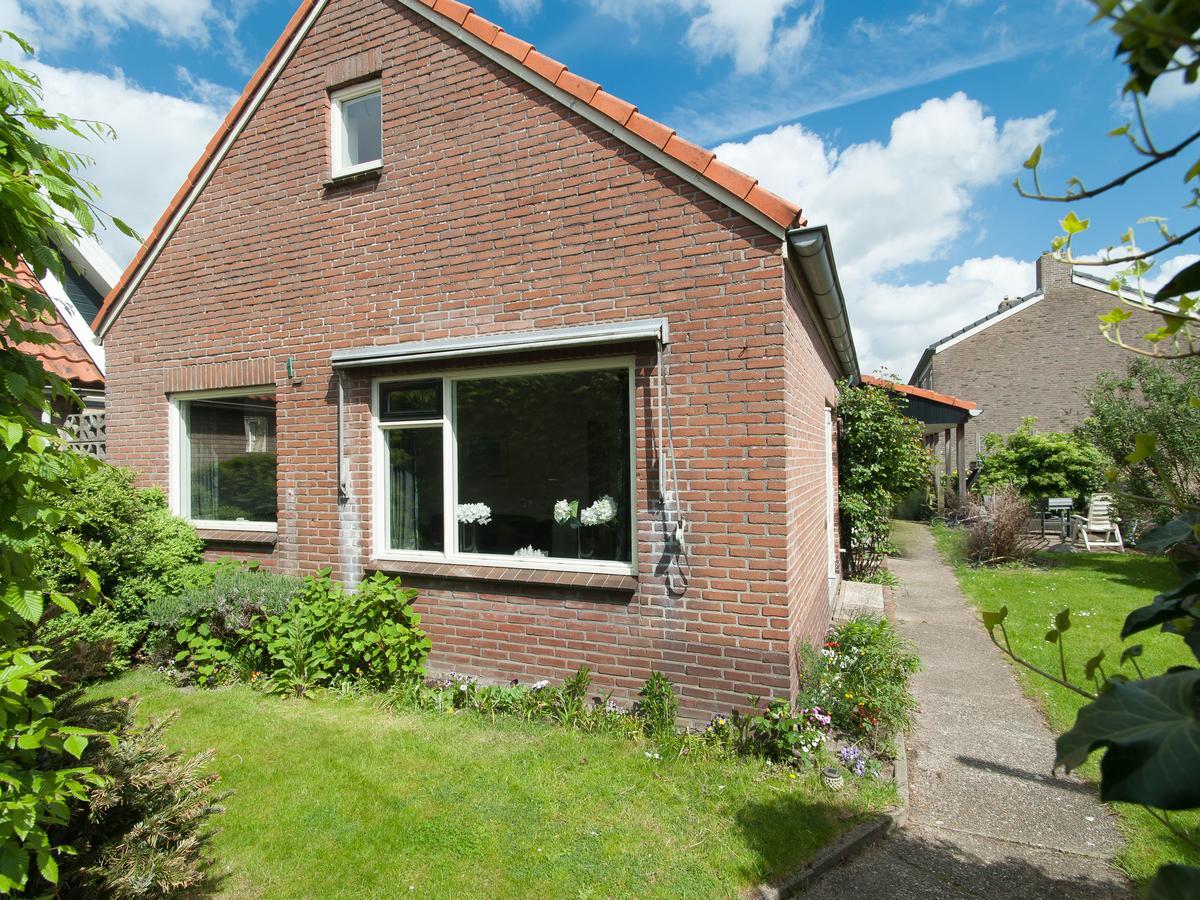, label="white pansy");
[455,502,492,525]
